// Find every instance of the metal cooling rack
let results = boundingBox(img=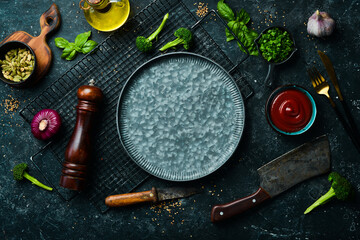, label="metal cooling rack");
[19,0,253,212]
